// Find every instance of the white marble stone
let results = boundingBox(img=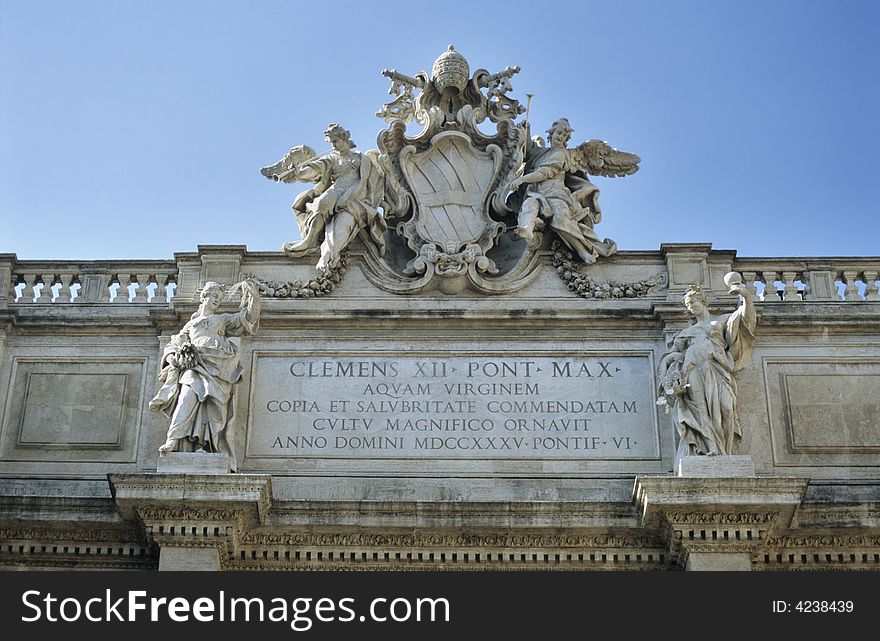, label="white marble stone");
[156,452,232,474]
[676,455,756,478]
[150,280,261,472]
[658,279,756,458]
[245,351,660,464]
[158,546,220,571]
[686,552,751,571]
